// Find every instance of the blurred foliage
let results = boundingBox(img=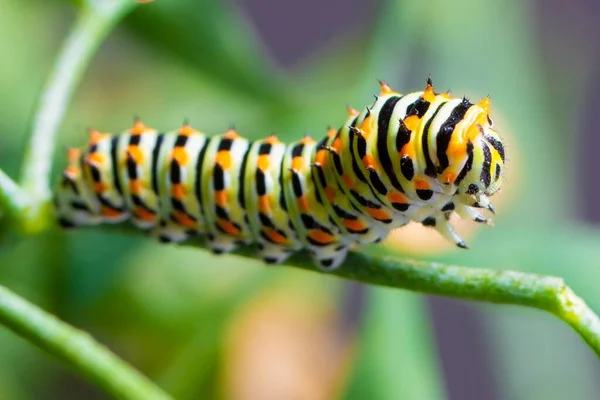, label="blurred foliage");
[1,0,600,399]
